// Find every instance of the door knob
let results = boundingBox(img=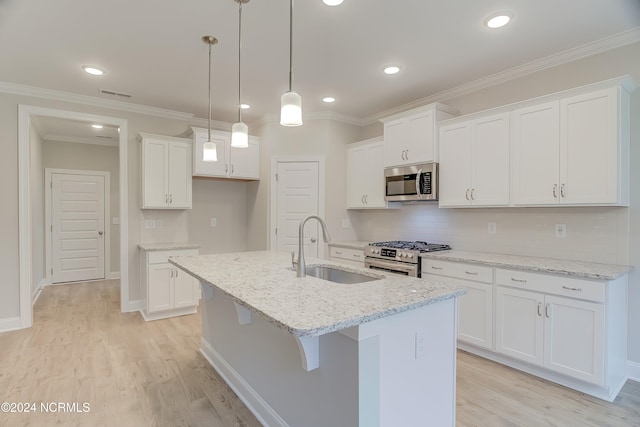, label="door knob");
[311,237,317,243]
[98,231,104,236]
